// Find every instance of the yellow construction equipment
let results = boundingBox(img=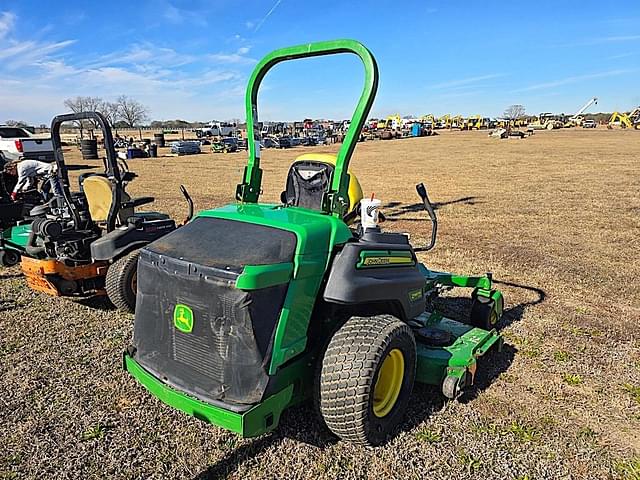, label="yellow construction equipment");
[461,115,491,130]
[439,114,452,128]
[420,114,440,129]
[528,113,563,130]
[377,114,403,131]
[450,115,464,129]
[607,107,640,129]
[461,115,478,130]
[608,112,632,129]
